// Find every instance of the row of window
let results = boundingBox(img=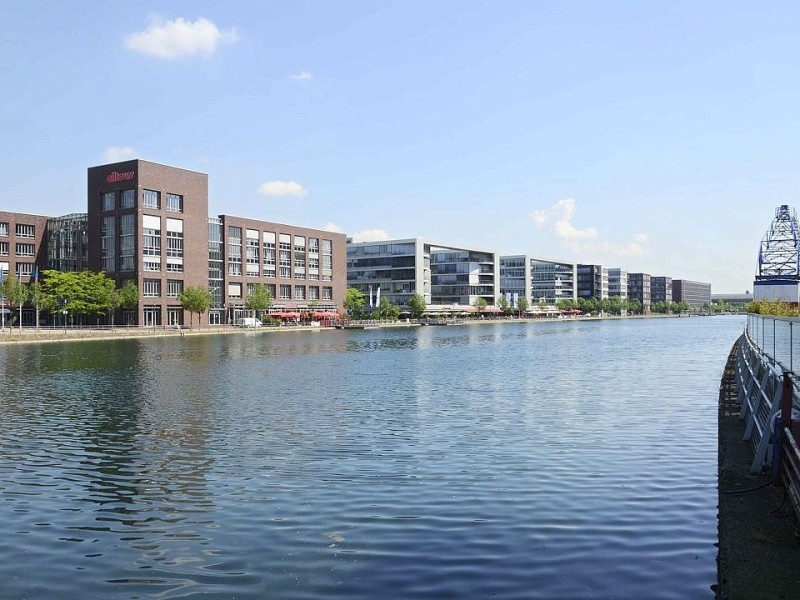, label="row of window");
[225,282,333,301]
[0,223,35,238]
[0,262,34,277]
[101,190,183,213]
[0,242,35,256]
